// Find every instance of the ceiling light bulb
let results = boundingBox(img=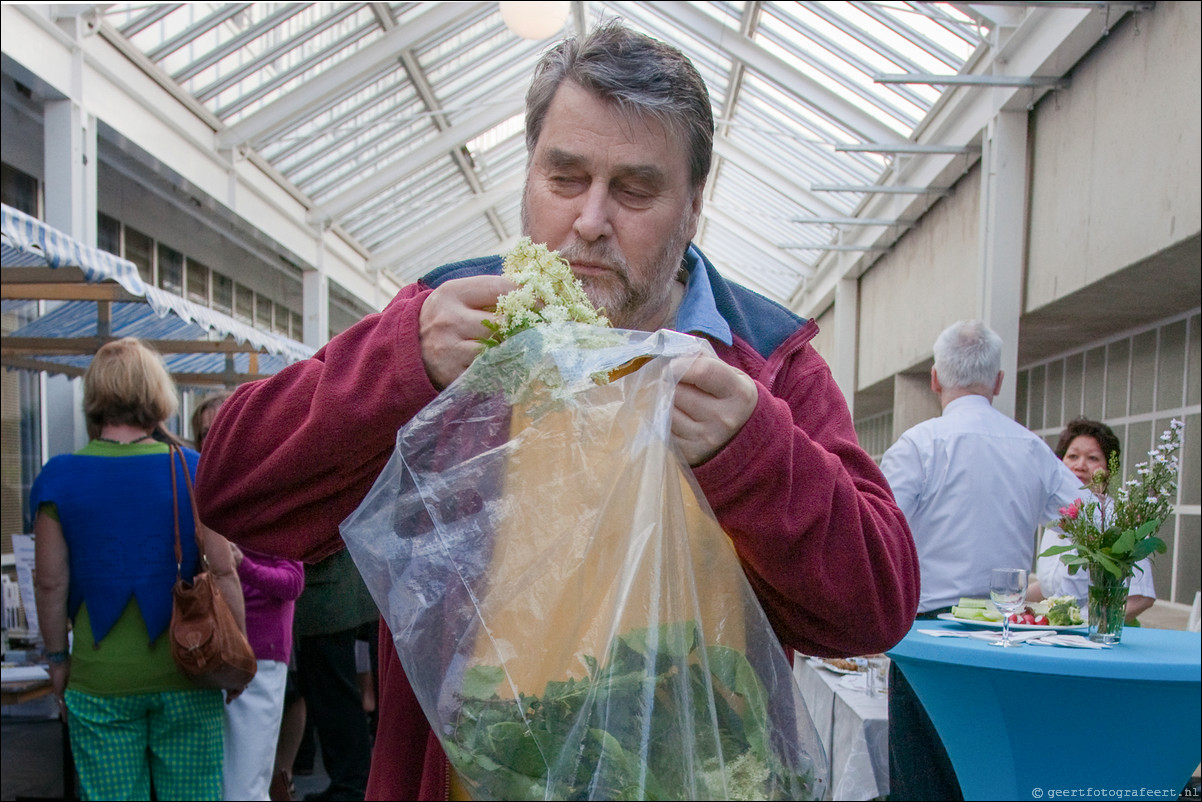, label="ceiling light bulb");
[500,1,570,40]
